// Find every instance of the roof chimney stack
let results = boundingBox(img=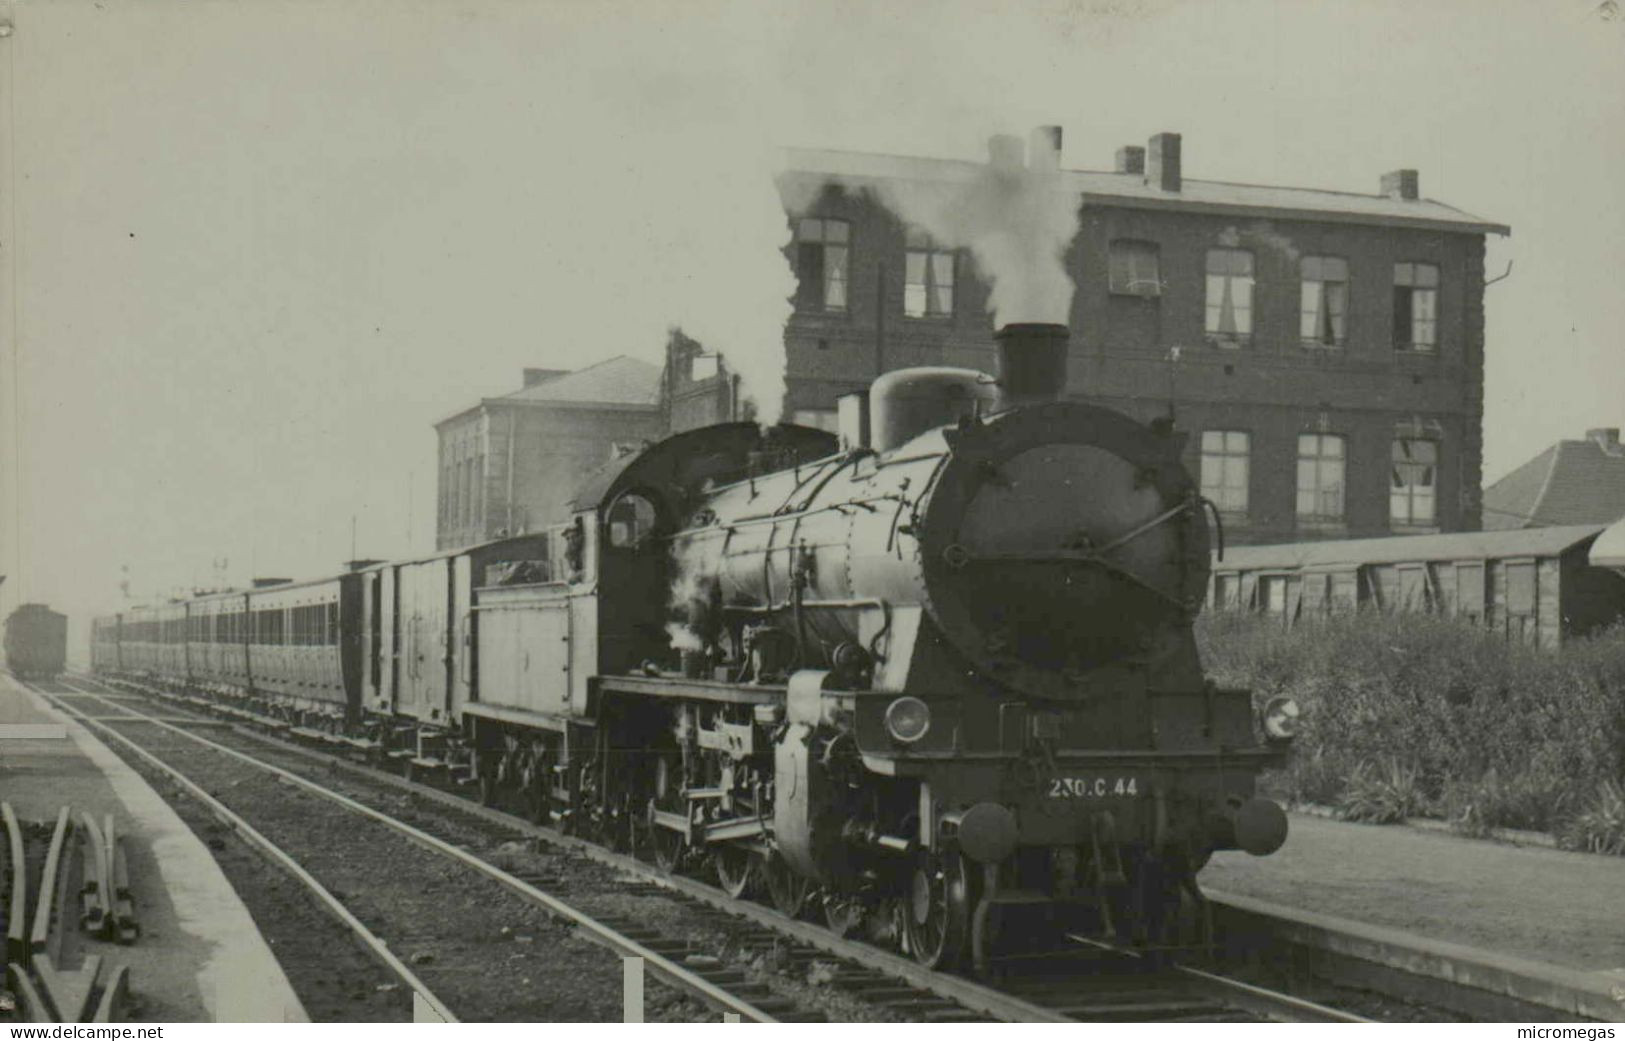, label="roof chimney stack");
[1115,145,1145,175]
[1587,427,1622,456]
[1381,169,1419,201]
[523,367,567,387]
[1146,132,1181,192]
[988,134,1025,173]
[1027,125,1062,173]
